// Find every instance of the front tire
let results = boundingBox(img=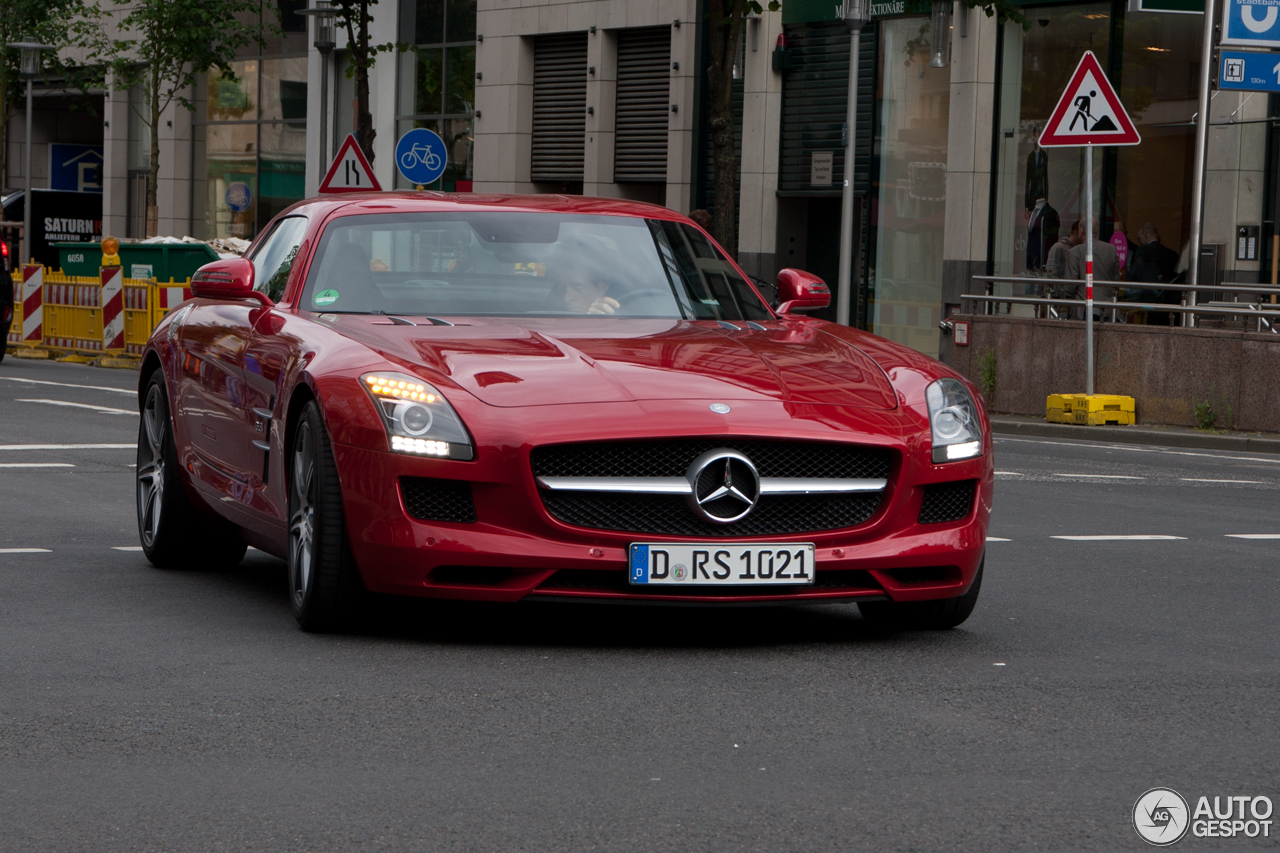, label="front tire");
[136,369,247,569]
[288,400,363,632]
[858,561,984,630]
